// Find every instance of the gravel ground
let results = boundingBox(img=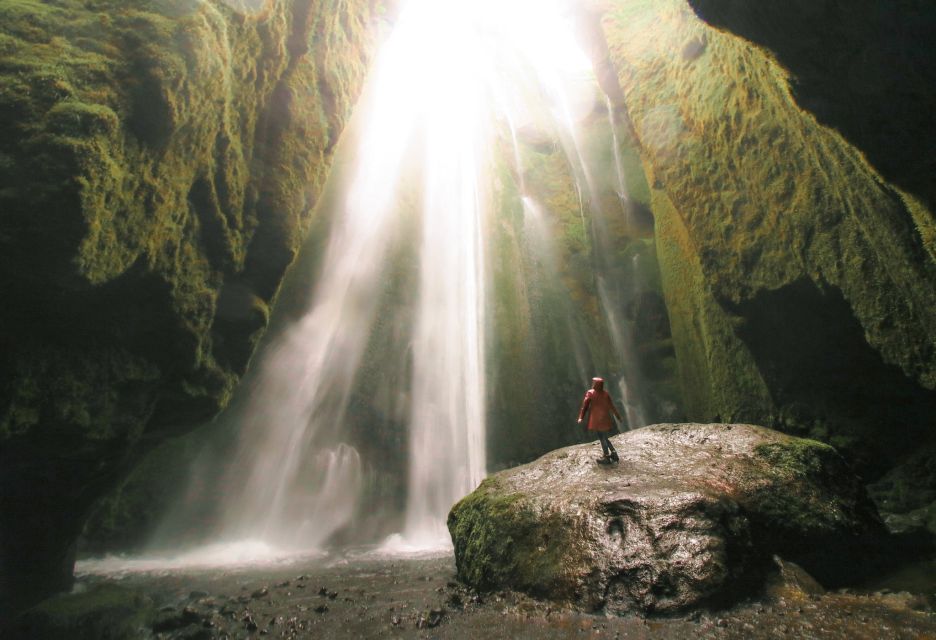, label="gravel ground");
[48,550,936,639]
